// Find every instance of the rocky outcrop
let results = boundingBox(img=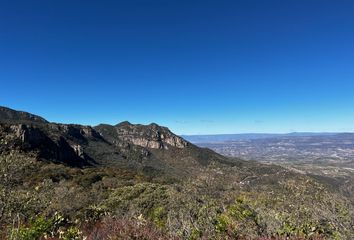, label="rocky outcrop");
[71,144,84,157]
[61,125,102,140]
[0,123,92,167]
[96,122,189,150]
[0,124,48,148]
[12,124,46,143]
